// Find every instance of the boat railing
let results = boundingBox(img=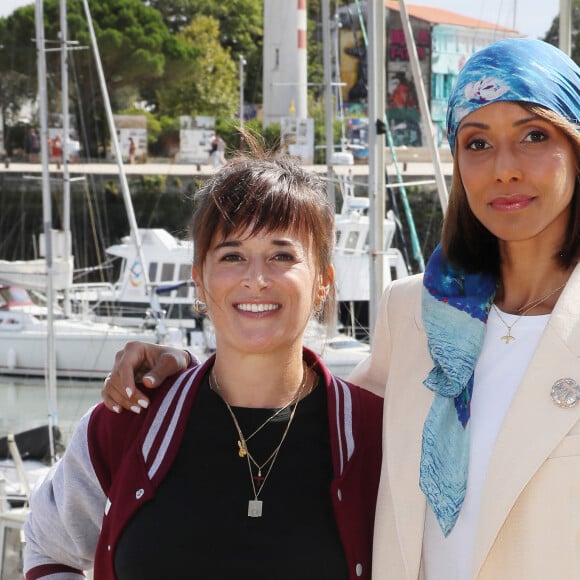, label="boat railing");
[69,281,116,299]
